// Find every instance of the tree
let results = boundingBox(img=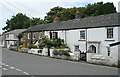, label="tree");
[2,13,46,31]
[44,2,116,23]
[17,33,23,45]
[44,6,65,23]
[2,13,31,31]
[30,18,46,26]
[84,2,116,16]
